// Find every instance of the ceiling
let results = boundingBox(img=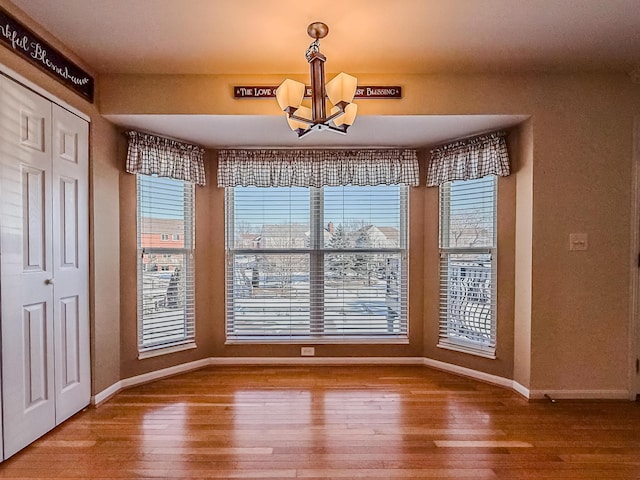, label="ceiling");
[10,0,640,147]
